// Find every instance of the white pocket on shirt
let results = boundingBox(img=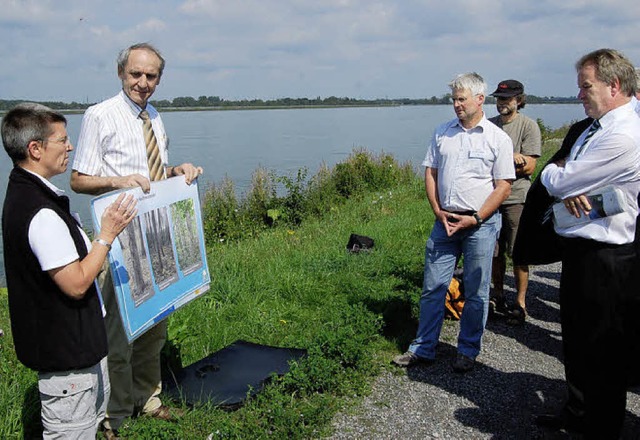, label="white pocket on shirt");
[468,148,493,171]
